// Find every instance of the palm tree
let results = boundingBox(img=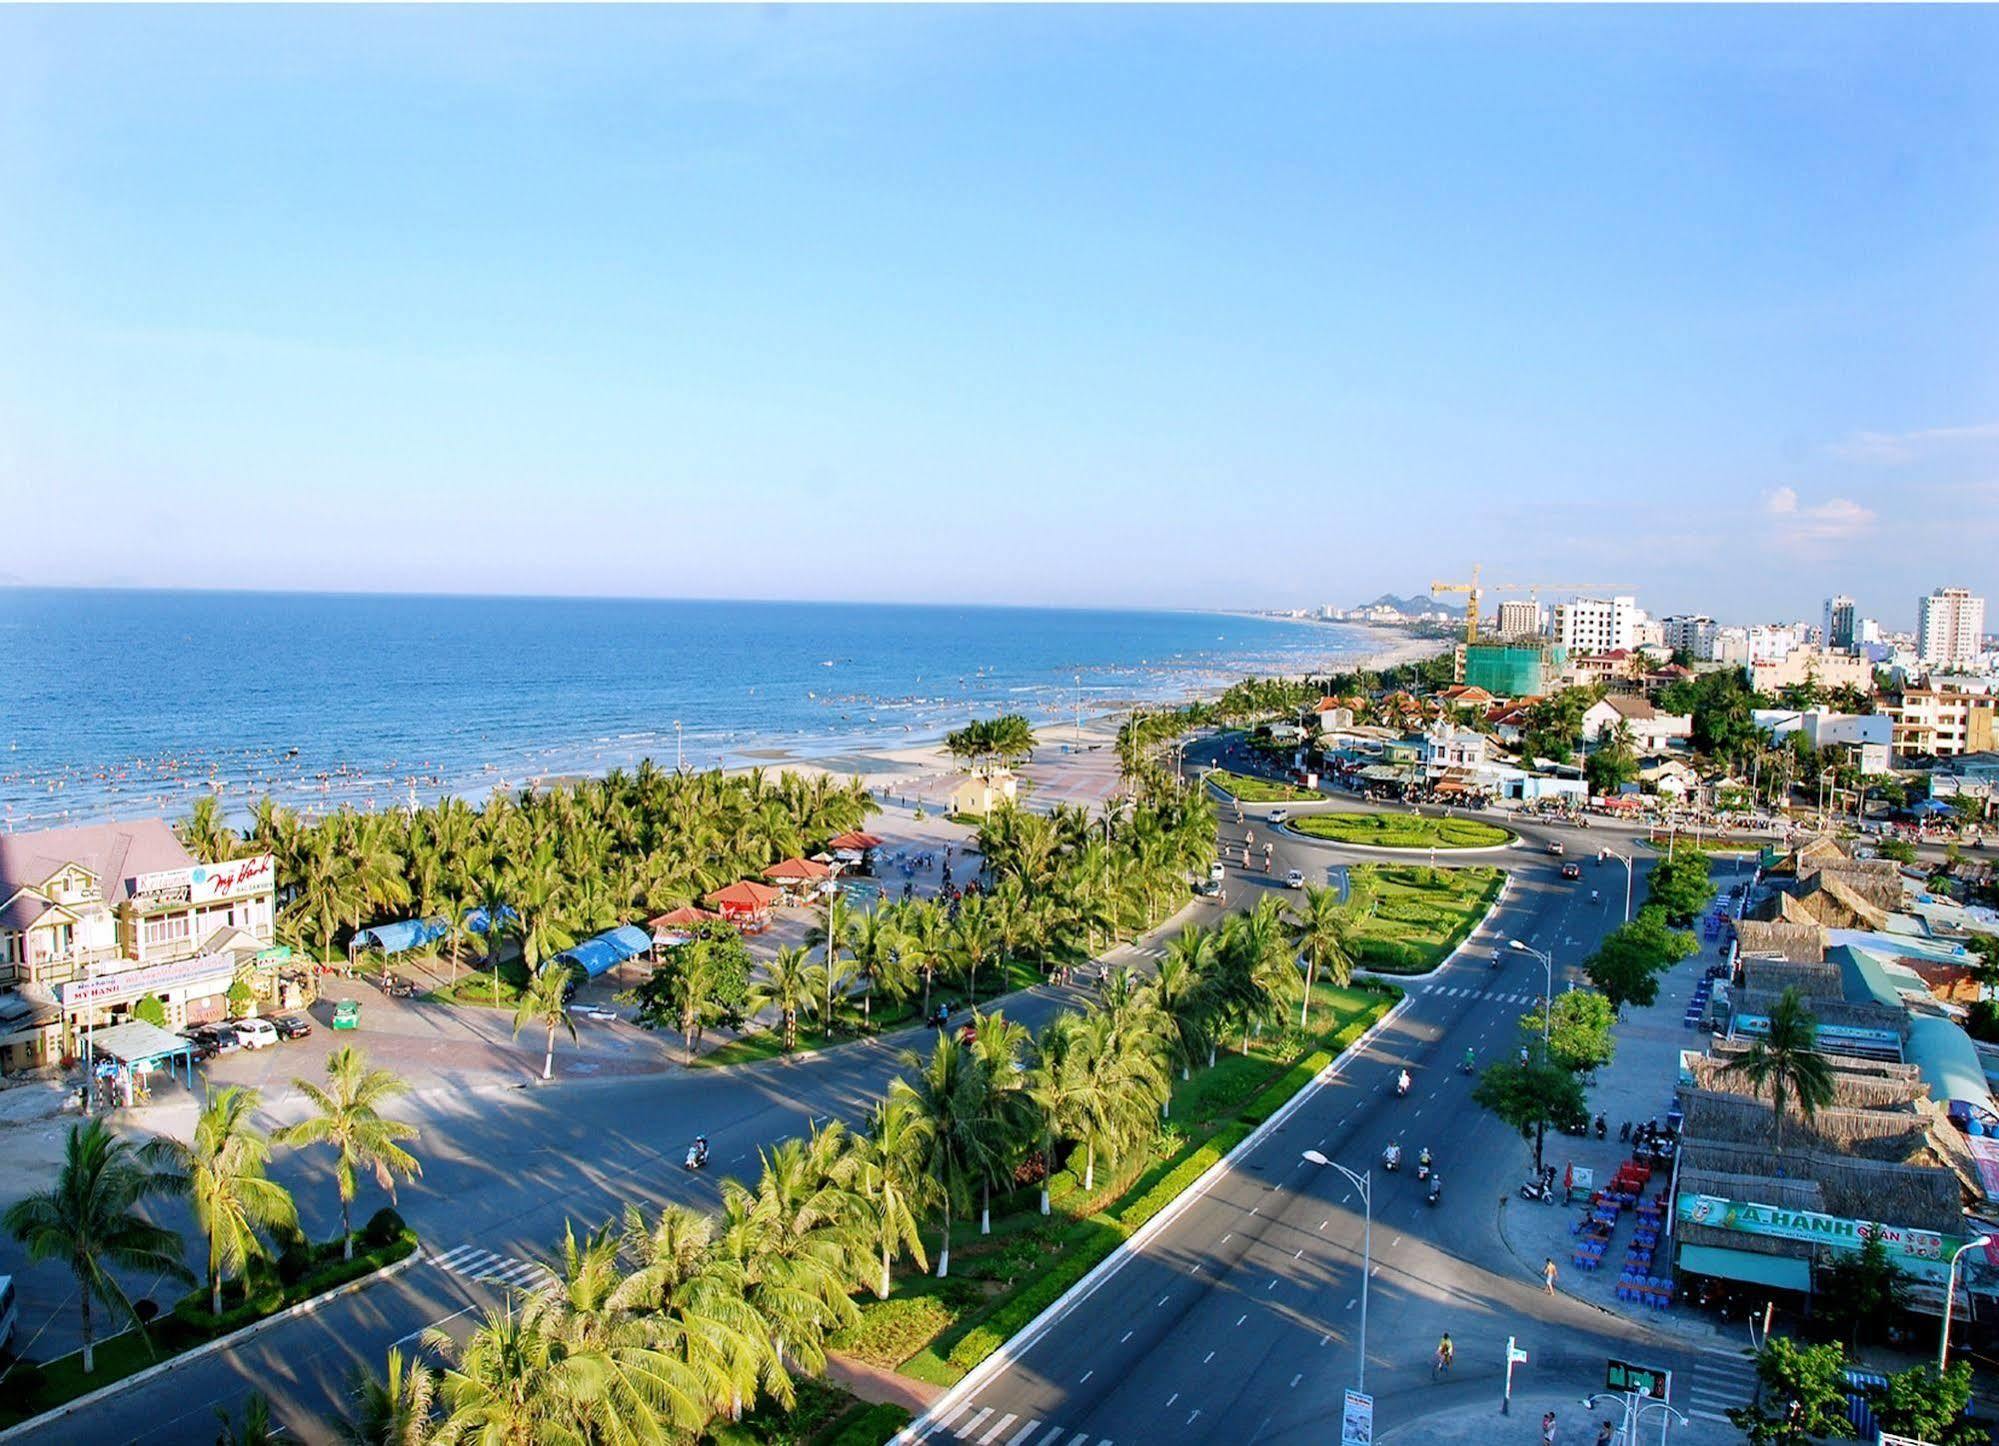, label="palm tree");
[847,1096,933,1297]
[894,1034,992,1278]
[179,794,239,863]
[511,966,576,1082]
[1066,1008,1168,1191]
[847,909,905,1028]
[966,1012,1031,1233]
[752,946,814,1054]
[718,1127,863,1376]
[1149,927,1213,1087]
[1023,1015,1080,1216]
[290,826,362,959]
[951,896,998,1004]
[1721,986,1836,1150]
[3,1119,193,1374]
[609,1205,769,1428]
[150,1085,299,1314]
[274,1046,423,1260]
[1287,884,1354,1030]
[213,1392,276,1446]
[426,1302,571,1446]
[337,1346,438,1446]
